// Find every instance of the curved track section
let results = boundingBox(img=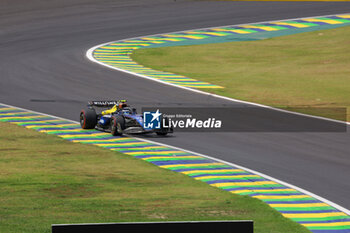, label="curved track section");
[88,14,350,90]
[1,0,350,216]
